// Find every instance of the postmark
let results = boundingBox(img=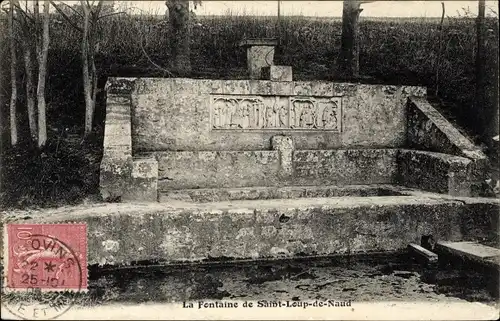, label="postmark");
[2,224,88,320]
